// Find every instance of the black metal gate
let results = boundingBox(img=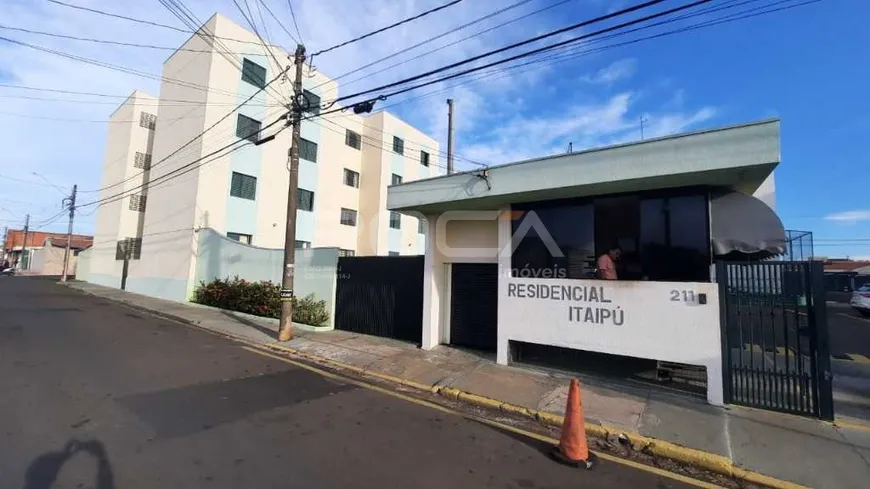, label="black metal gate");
[450,263,498,351]
[716,260,833,419]
[334,256,423,344]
